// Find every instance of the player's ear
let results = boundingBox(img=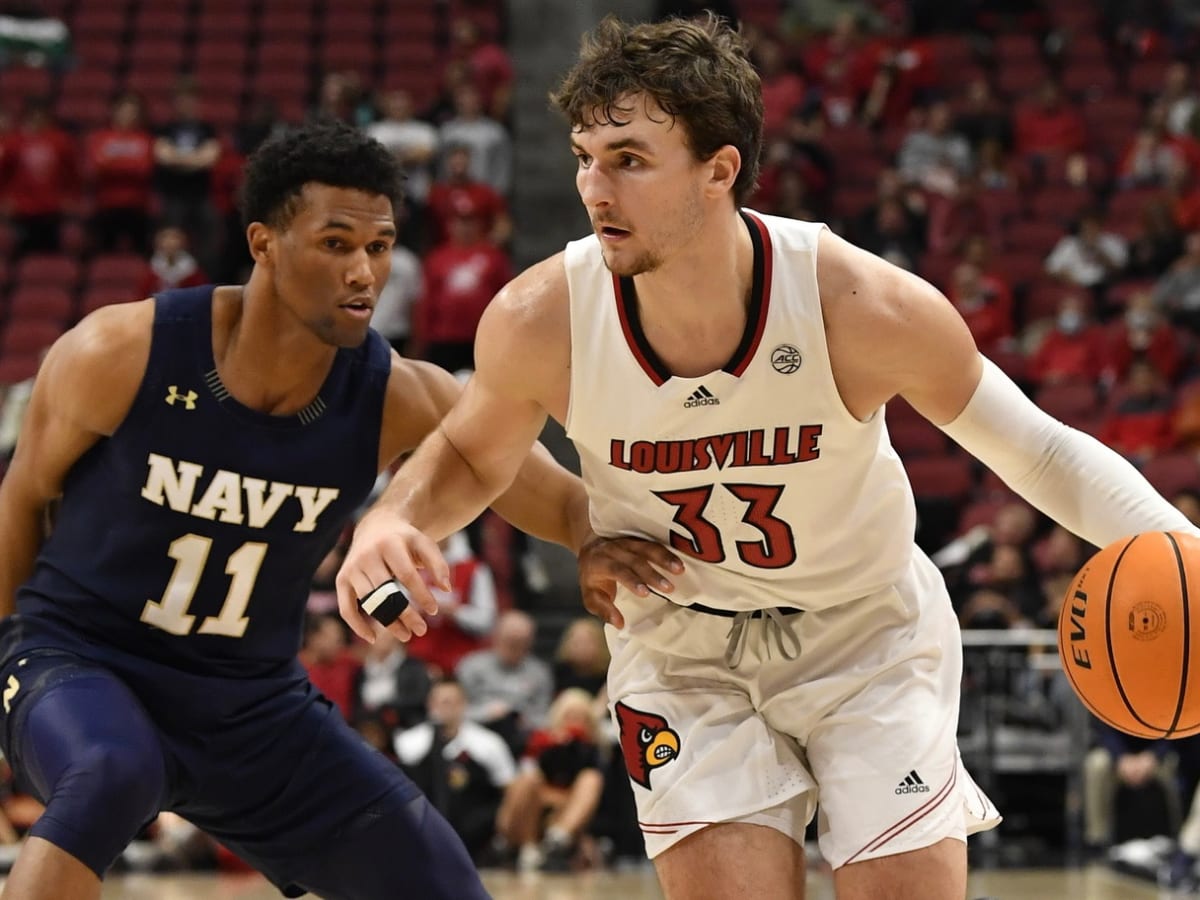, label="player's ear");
[246,222,273,265]
[706,145,741,199]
